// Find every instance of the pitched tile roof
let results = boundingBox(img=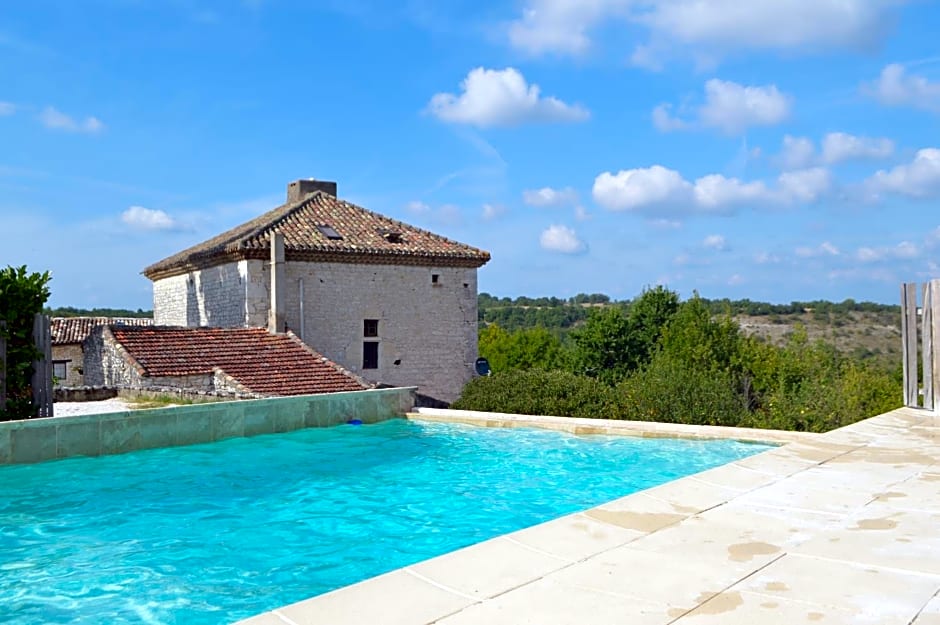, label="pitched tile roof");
[52,317,153,345]
[109,326,370,396]
[143,190,491,280]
